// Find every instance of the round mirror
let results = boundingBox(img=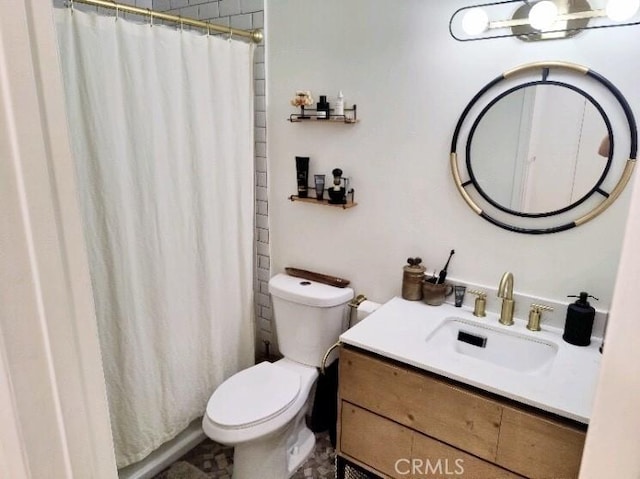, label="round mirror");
[451,62,637,234]
[469,82,613,217]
